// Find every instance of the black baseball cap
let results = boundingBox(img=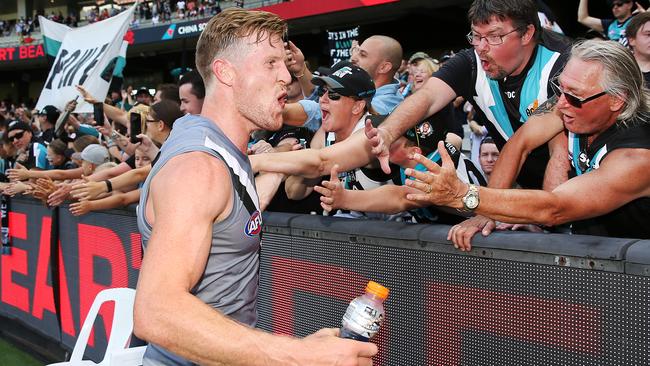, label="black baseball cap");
[38,105,60,124]
[7,121,32,134]
[311,61,376,100]
[135,87,151,97]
